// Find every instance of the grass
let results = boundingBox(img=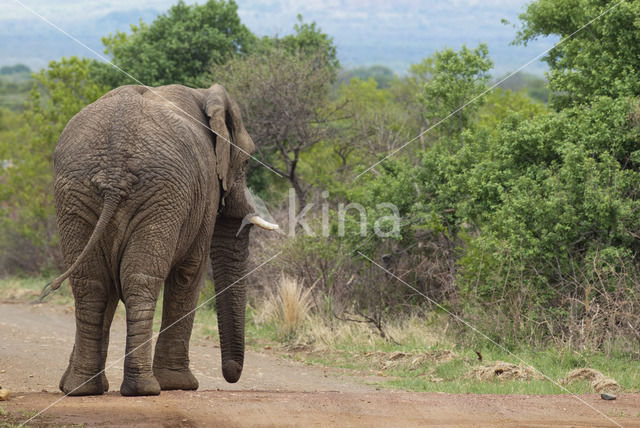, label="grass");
[2,276,640,395]
[257,275,313,338]
[0,409,38,428]
[378,347,638,394]
[0,404,83,428]
[260,319,640,394]
[243,278,640,394]
[0,276,73,305]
